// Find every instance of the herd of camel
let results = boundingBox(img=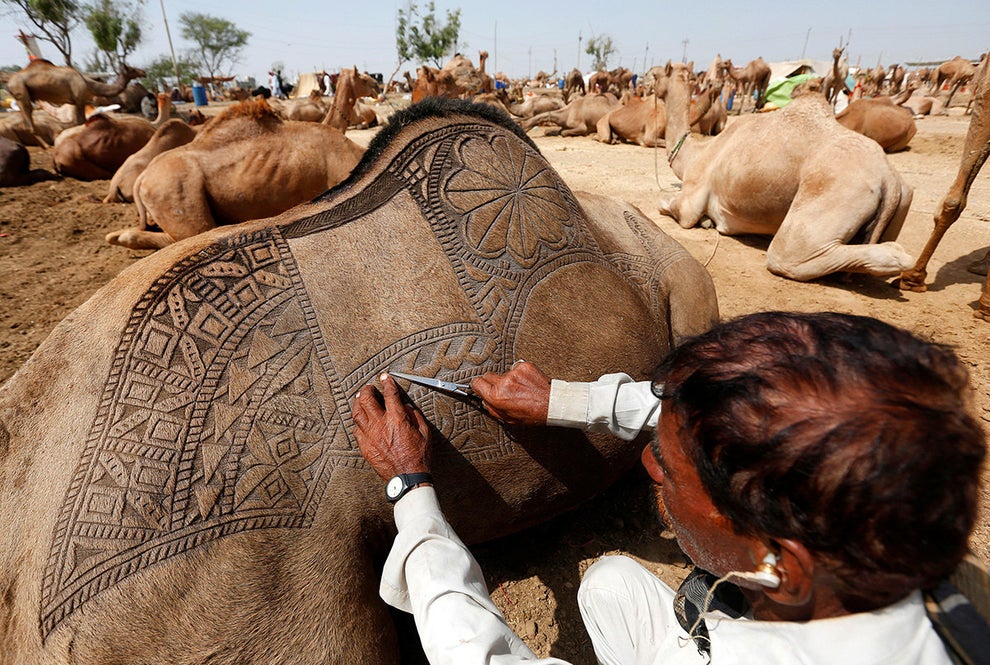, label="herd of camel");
[0,49,988,314]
